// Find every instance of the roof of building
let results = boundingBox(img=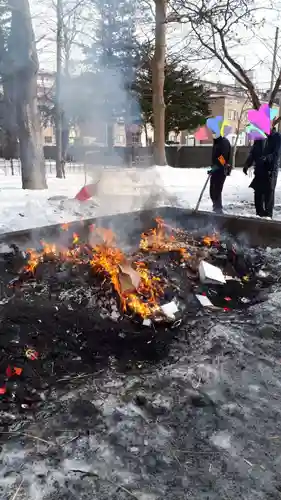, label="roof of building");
[200,79,248,97]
